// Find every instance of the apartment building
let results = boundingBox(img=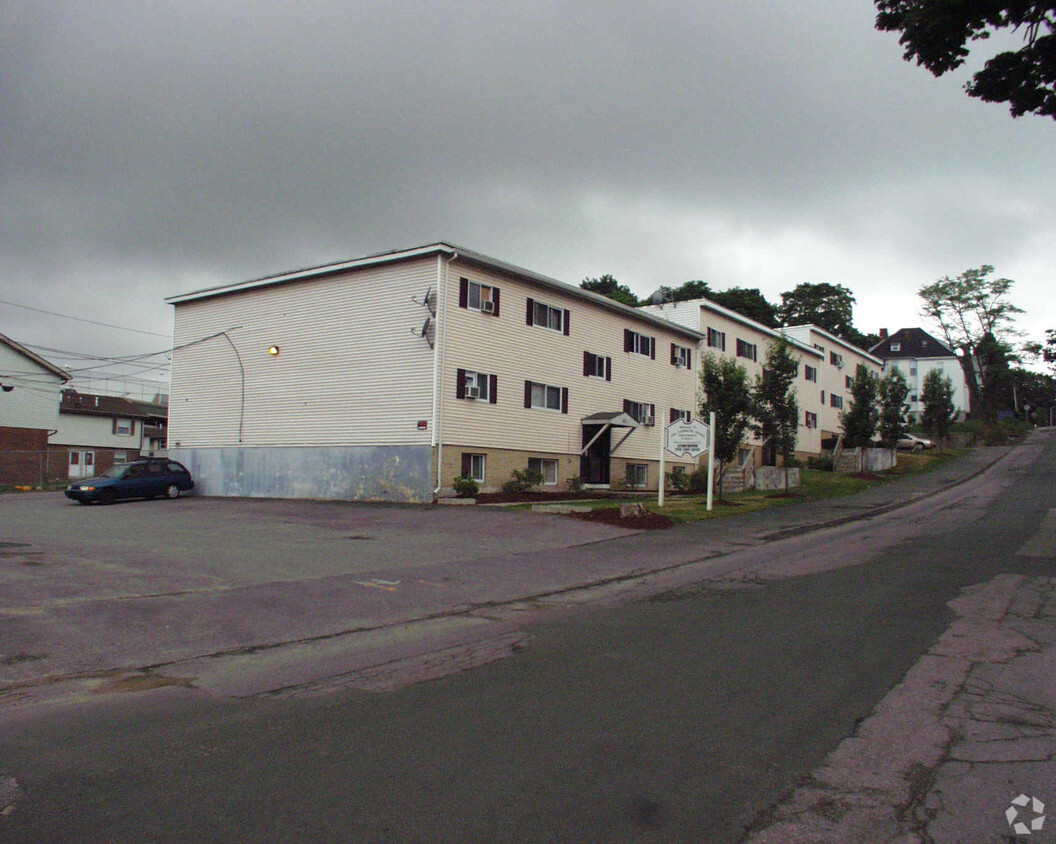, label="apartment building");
[639,298,826,459]
[166,243,704,502]
[870,327,969,420]
[781,325,884,444]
